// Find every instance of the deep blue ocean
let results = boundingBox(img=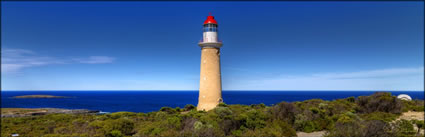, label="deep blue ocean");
[1,91,424,113]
